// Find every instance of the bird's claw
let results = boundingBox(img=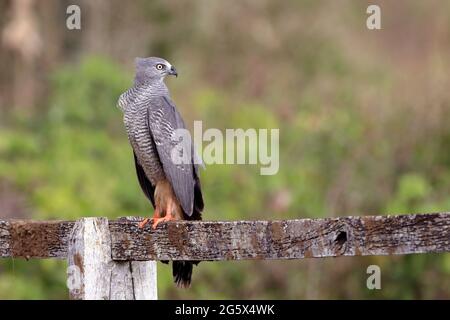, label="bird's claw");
[151,214,175,229]
[138,218,150,229]
[138,208,162,229]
